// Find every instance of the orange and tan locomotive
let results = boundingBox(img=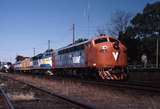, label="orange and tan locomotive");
[14,34,127,80]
